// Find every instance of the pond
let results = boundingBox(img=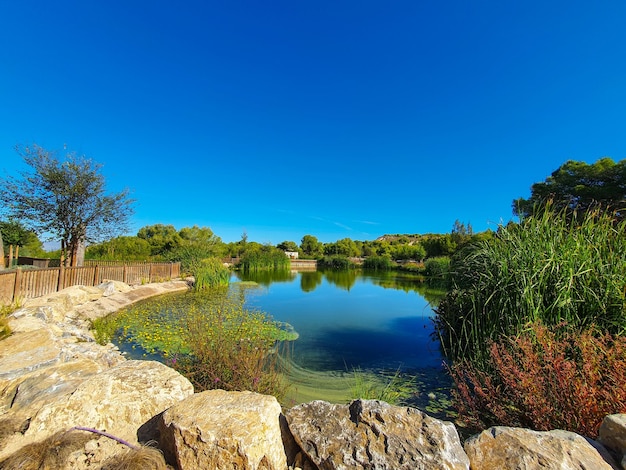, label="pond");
[231,269,452,414]
[112,268,453,417]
